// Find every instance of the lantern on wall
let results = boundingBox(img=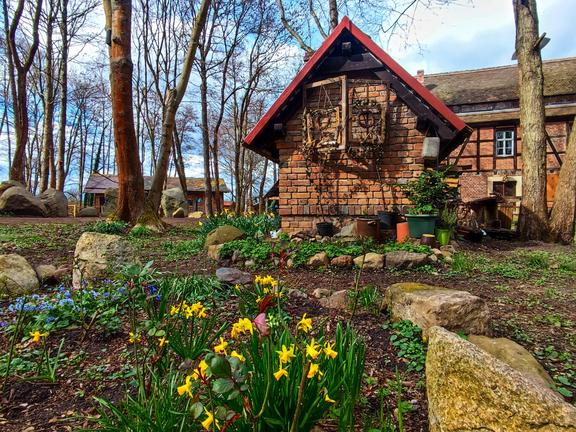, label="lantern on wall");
[422,136,440,159]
